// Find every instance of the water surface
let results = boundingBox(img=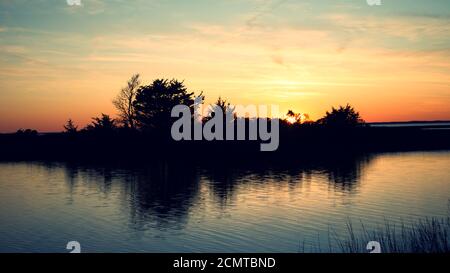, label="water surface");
[0,151,449,252]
